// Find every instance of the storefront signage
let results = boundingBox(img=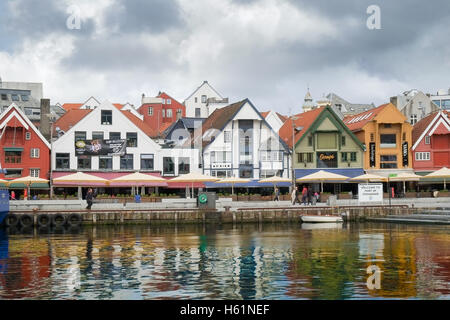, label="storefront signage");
[358,183,383,203]
[316,152,338,168]
[402,142,408,166]
[75,139,127,156]
[369,143,376,167]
